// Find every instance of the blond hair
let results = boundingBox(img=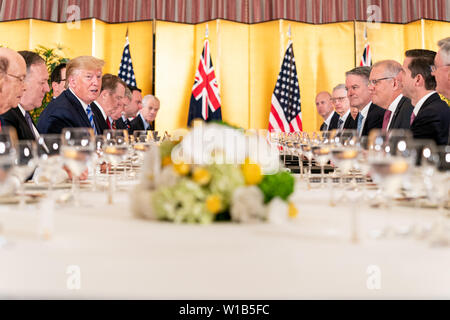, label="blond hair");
[66,56,105,87]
